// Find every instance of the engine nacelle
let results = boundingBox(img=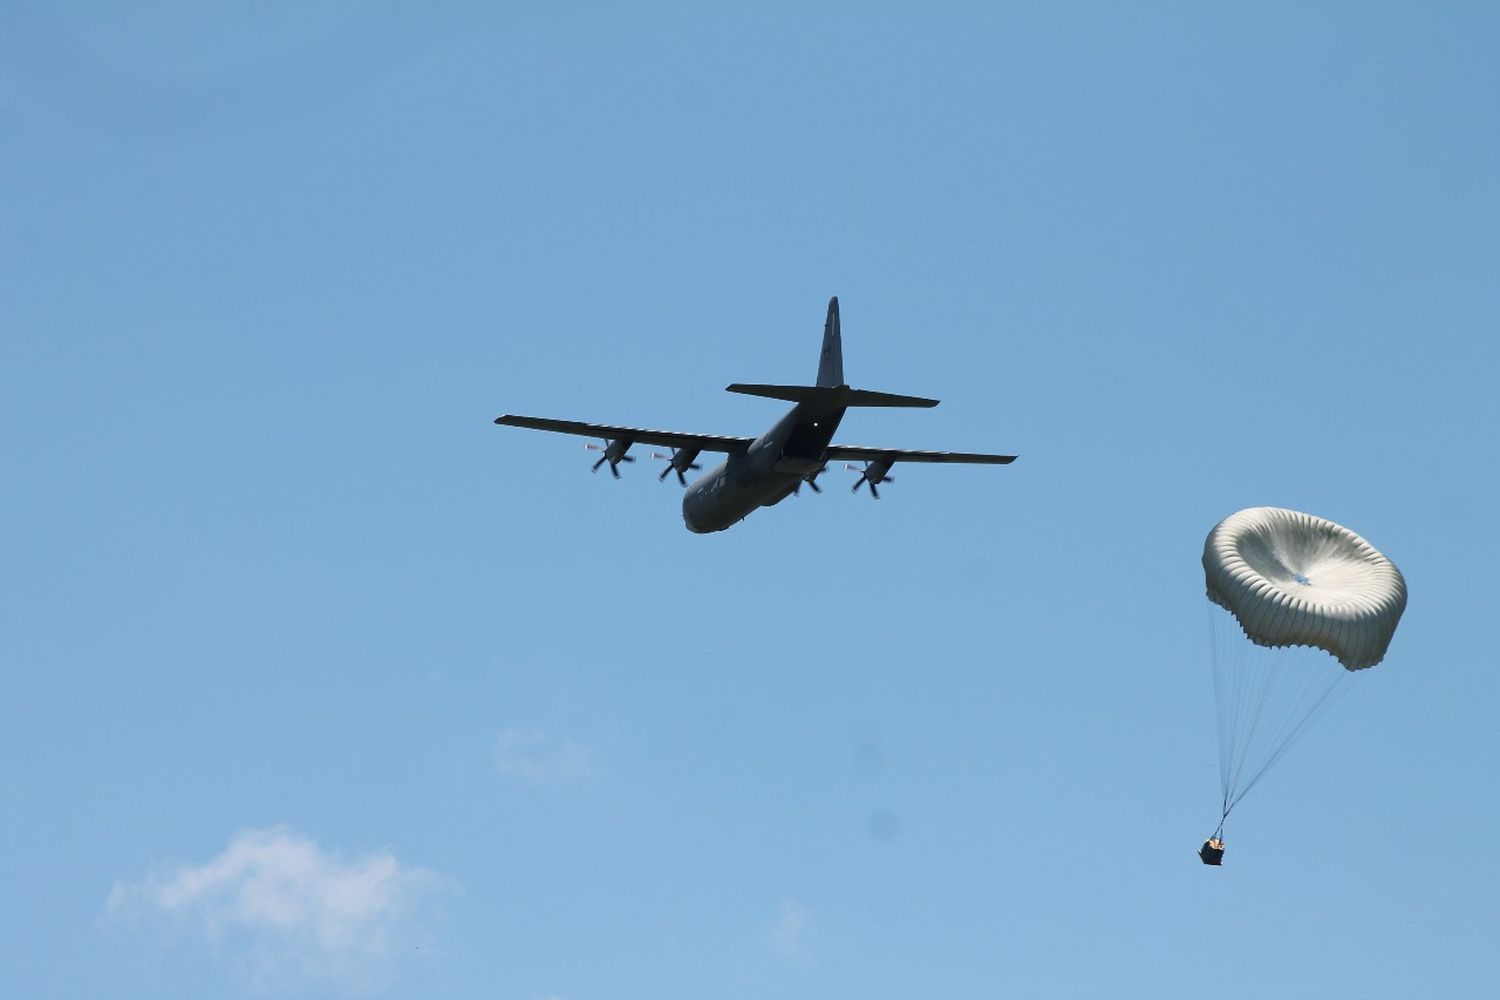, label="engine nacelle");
[587,437,636,477]
[847,458,896,498]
